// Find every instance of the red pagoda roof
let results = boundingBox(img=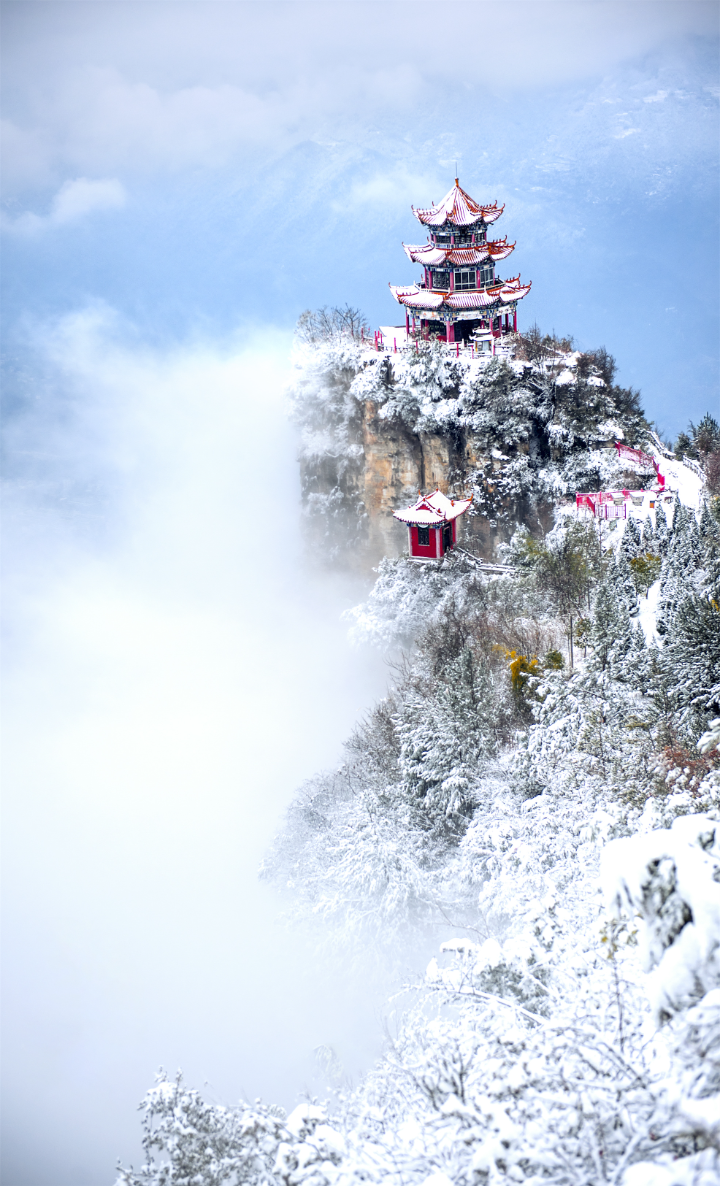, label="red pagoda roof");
[403,239,515,266]
[389,276,532,312]
[393,489,473,526]
[412,180,504,228]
